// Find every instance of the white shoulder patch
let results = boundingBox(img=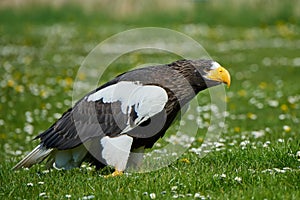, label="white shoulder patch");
[86,81,168,125]
[87,81,139,105]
